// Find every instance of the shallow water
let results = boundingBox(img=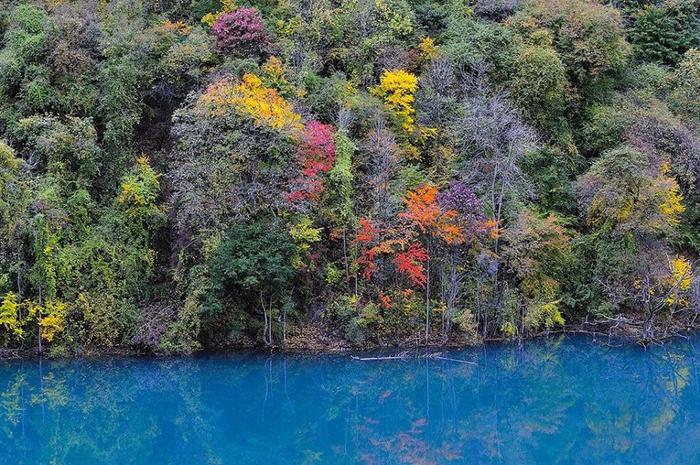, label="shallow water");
[1,335,699,464]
